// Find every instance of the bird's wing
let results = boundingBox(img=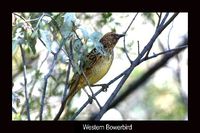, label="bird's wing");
[69,48,102,92]
[83,48,102,70]
[69,48,101,87]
